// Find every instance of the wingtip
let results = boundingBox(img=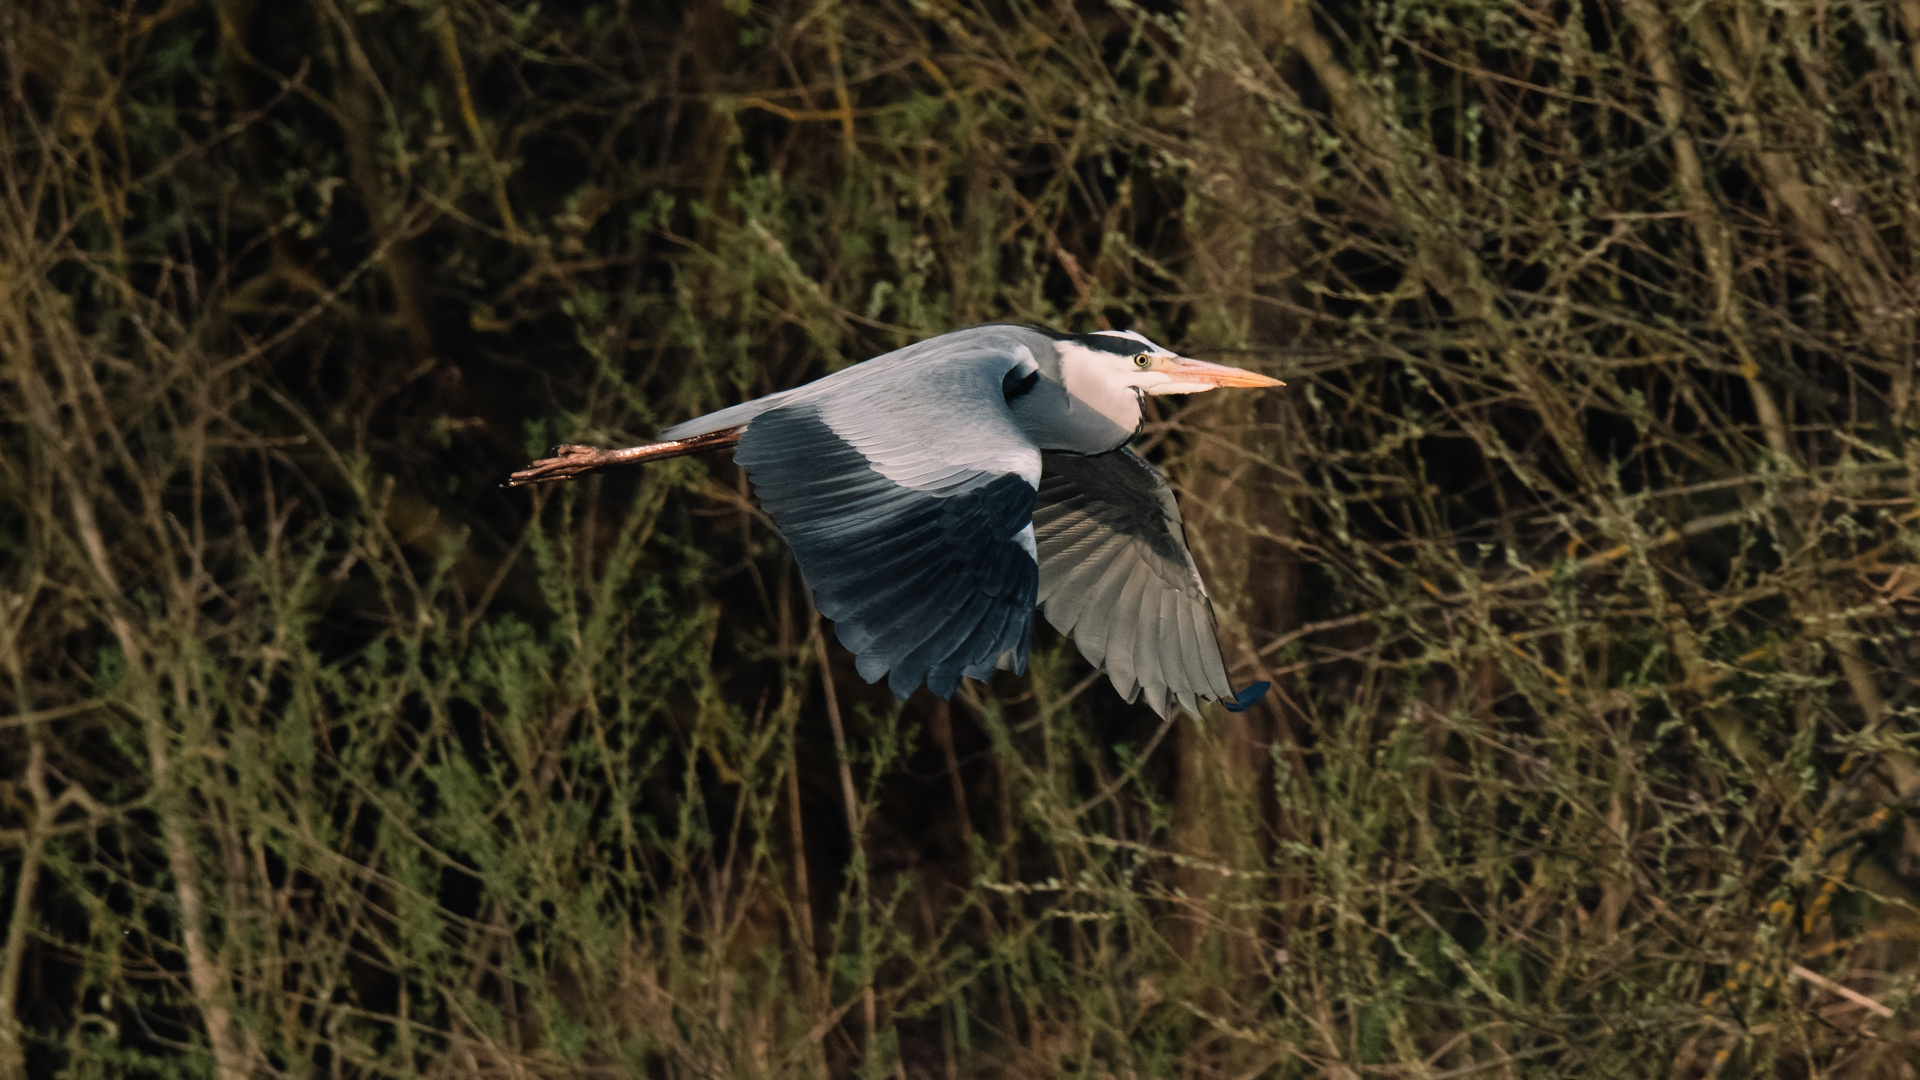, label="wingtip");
[1219,681,1270,713]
